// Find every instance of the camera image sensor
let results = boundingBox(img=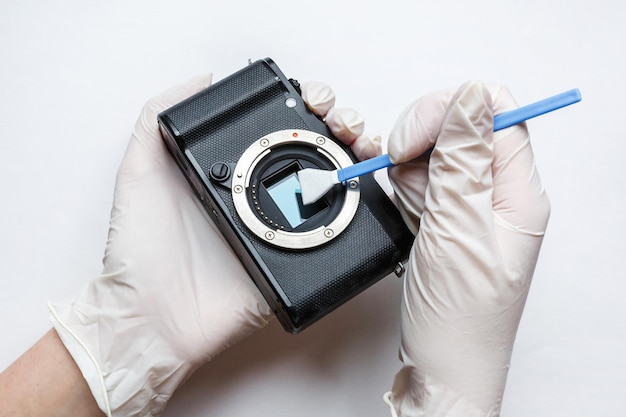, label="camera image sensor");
[264,169,328,228]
